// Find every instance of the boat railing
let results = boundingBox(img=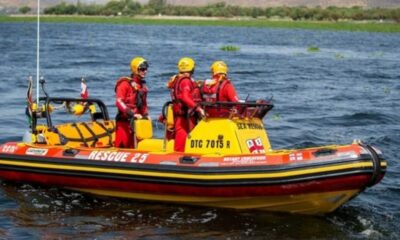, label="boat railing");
[199,100,274,119]
[34,97,110,130]
[27,97,114,147]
